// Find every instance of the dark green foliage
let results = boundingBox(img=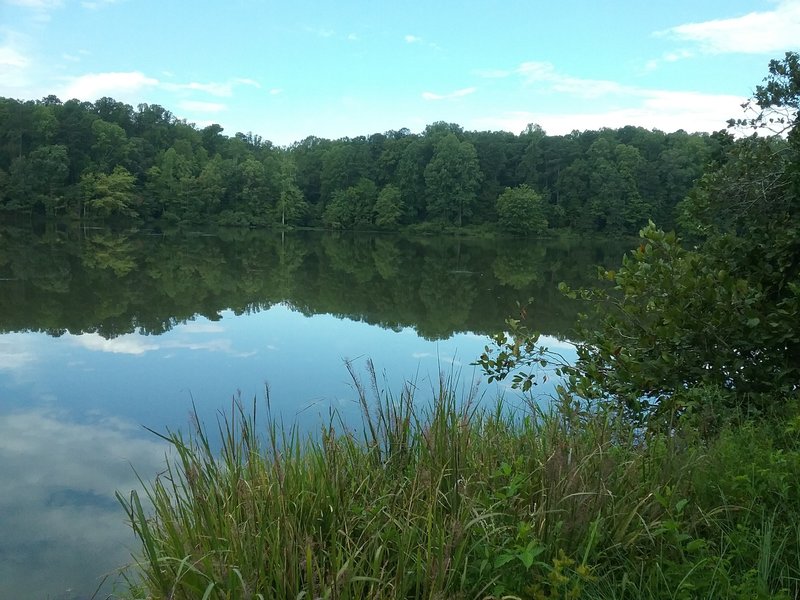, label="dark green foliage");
[273,156,308,227]
[323,178,378,228]
[0,226,627,342]
[424,133,482,226]
[496,184,548,235]
[80,165,138,219]
[373,183,403,229]
[572,223,798,421]
[5,143,69,216]
[480,53,800,428]
[0,94,719,232]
